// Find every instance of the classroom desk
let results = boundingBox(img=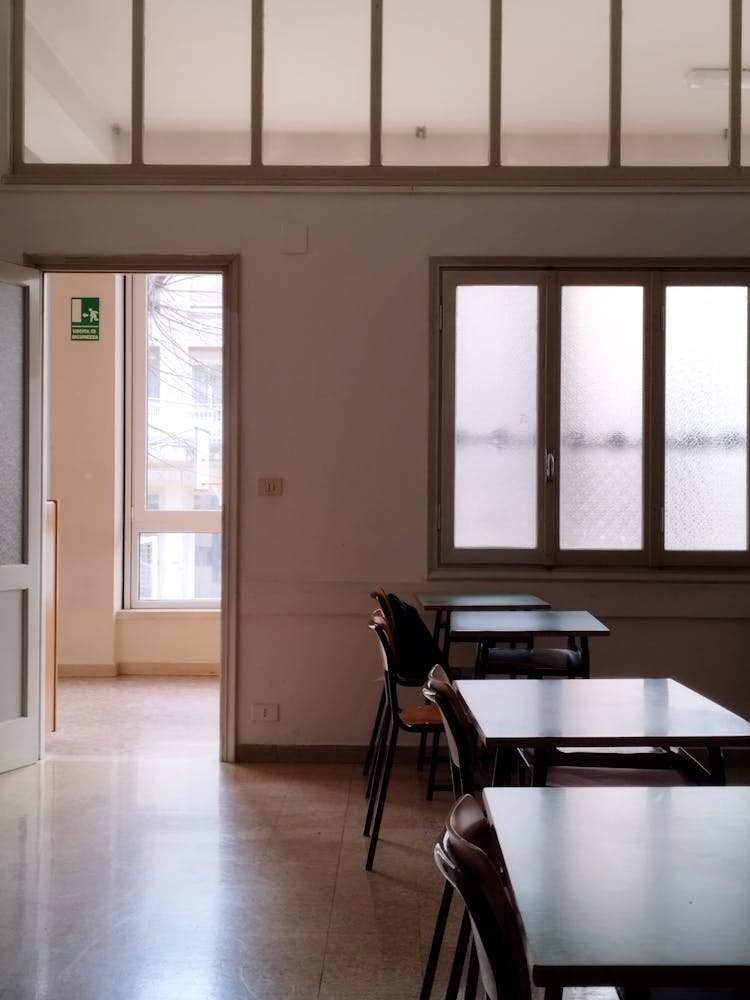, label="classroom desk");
[449,608,609,678]
[483,785,750,996]
[457,676,750,785]
[414,592,550,658]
